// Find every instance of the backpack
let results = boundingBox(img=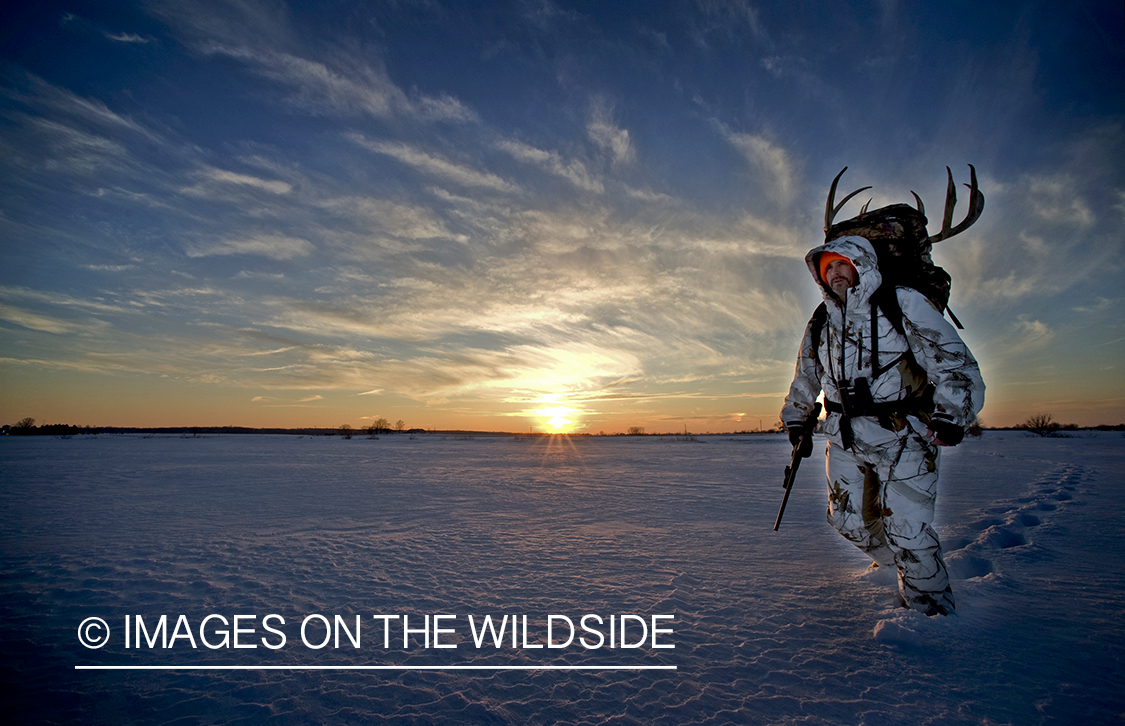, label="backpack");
[808,165,985,357]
